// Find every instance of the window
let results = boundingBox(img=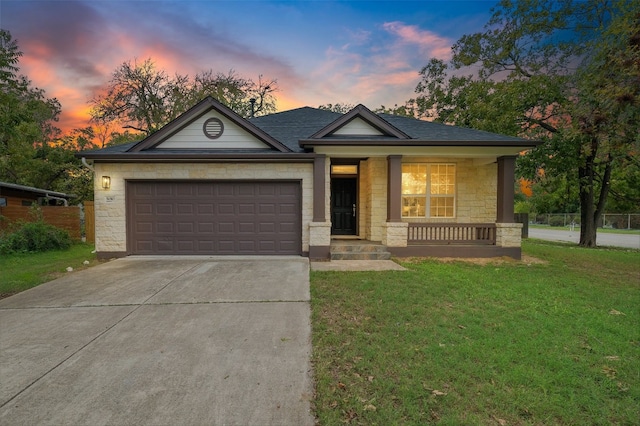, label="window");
[402,164,455,218]
[331,165,358,175]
